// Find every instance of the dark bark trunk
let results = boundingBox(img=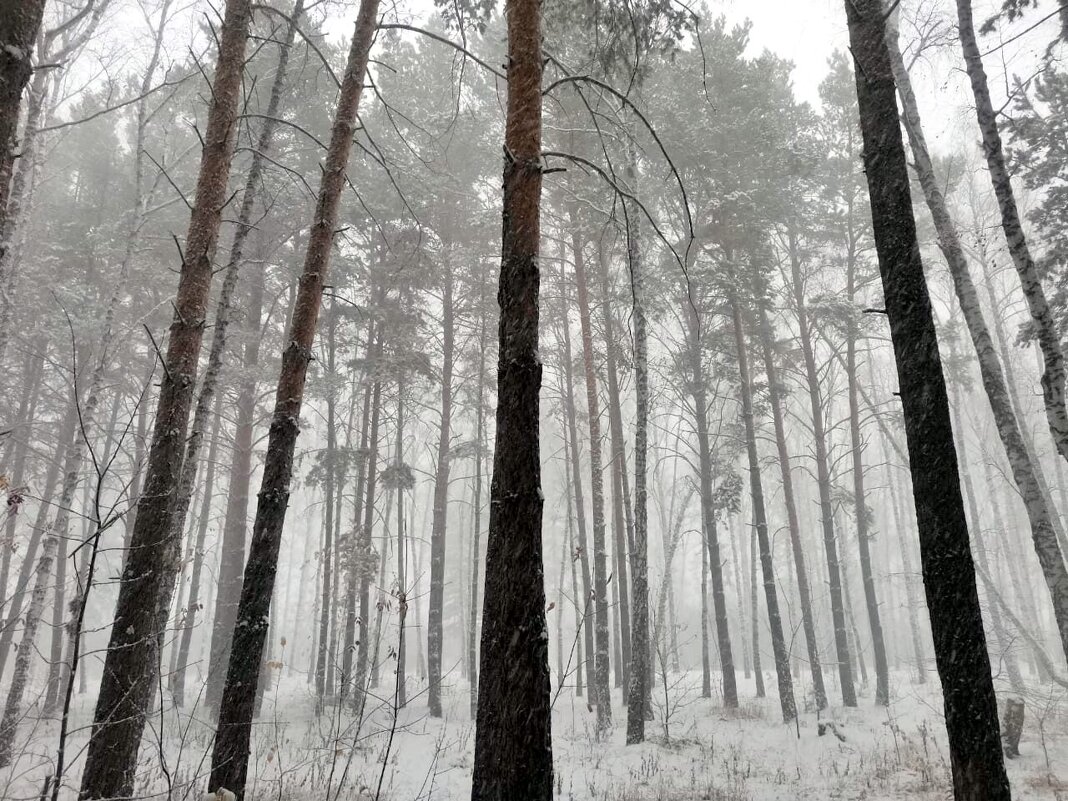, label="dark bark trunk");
[207,4,380,796]
[843,1,1011,795]
[471,0,553,795]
